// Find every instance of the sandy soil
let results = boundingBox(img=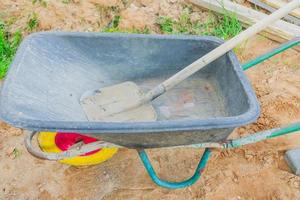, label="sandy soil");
[0,0,300,199]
